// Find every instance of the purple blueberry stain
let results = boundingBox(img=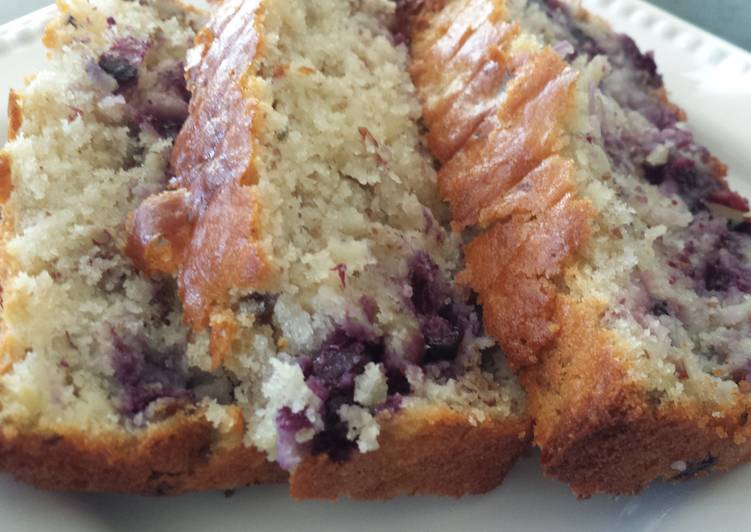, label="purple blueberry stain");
[650,300,670,317]
[703,248,751,295]
[530,0,604,59]
[108,37,150,69]
[373,393,404,414]
[407,251,450,316]
[642,157,728,213]
[98,38,149,87]
[616,34,660,88]
[360,295,379,323]
[421,314,463,361]
[282,252,488,464]
[534,0,751,389]
[131,61,191,137]
[385,367,411,396]
[275,406,312,471]
[160,61,191,102]
[331,263,347,288]
[731,362,751,384]
[111,332,191,417]
[407,252,476,364]
[659,214,751,296]
[297,324,386,461]
[86,61,119,93]
[532,0,679,127]
[305,323,383,390]
[92,36,191,139]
